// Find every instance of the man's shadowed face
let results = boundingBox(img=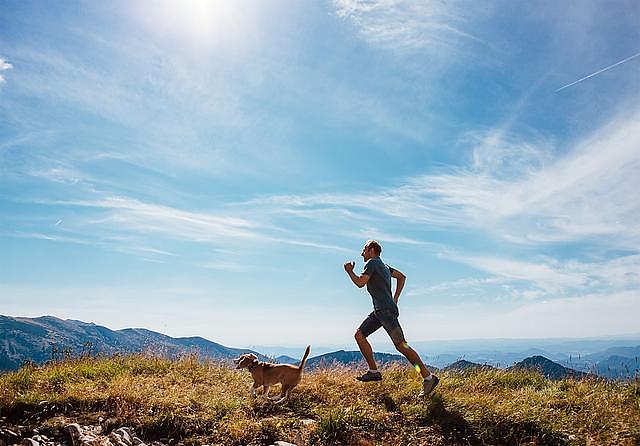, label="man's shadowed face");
[361,243,375,262]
